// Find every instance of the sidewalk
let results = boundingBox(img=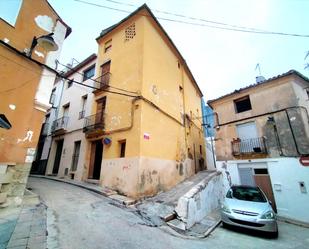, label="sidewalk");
[0,190,47,249]
[30,175,137,206]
